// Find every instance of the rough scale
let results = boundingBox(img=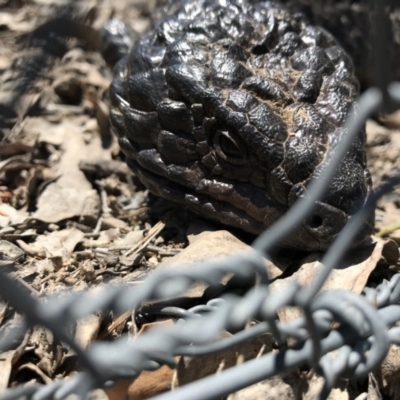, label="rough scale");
[108,0,376,250]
